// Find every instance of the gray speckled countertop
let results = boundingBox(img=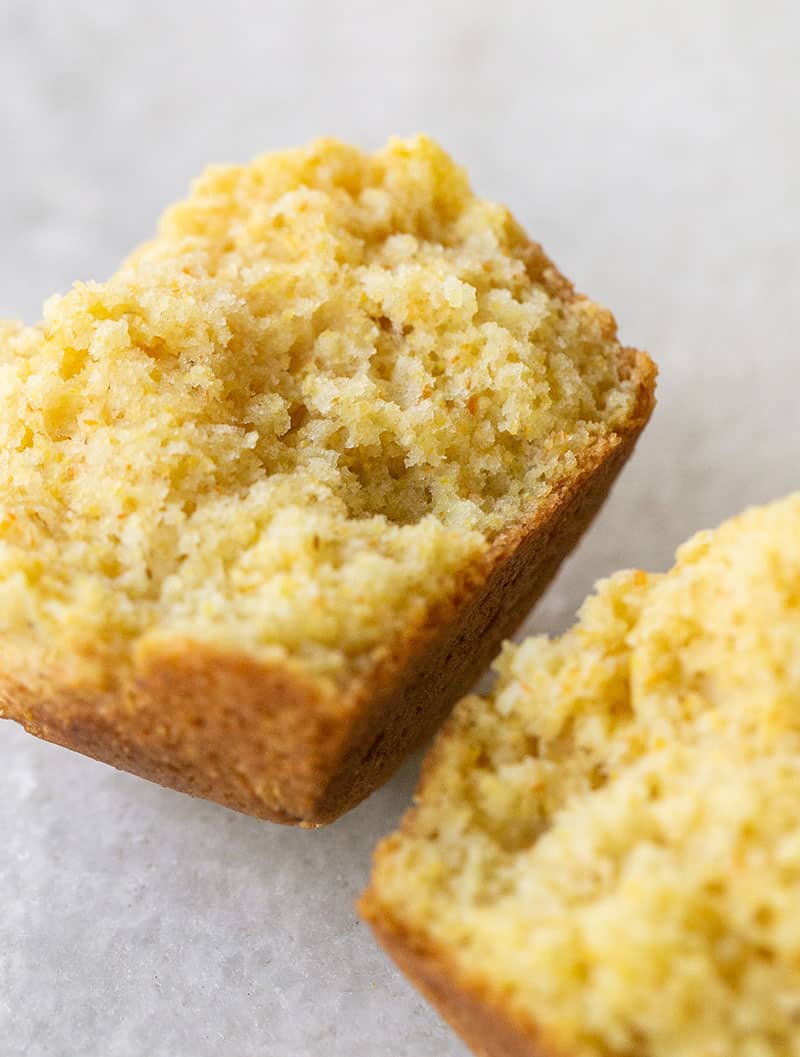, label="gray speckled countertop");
[2,2,799,1054]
